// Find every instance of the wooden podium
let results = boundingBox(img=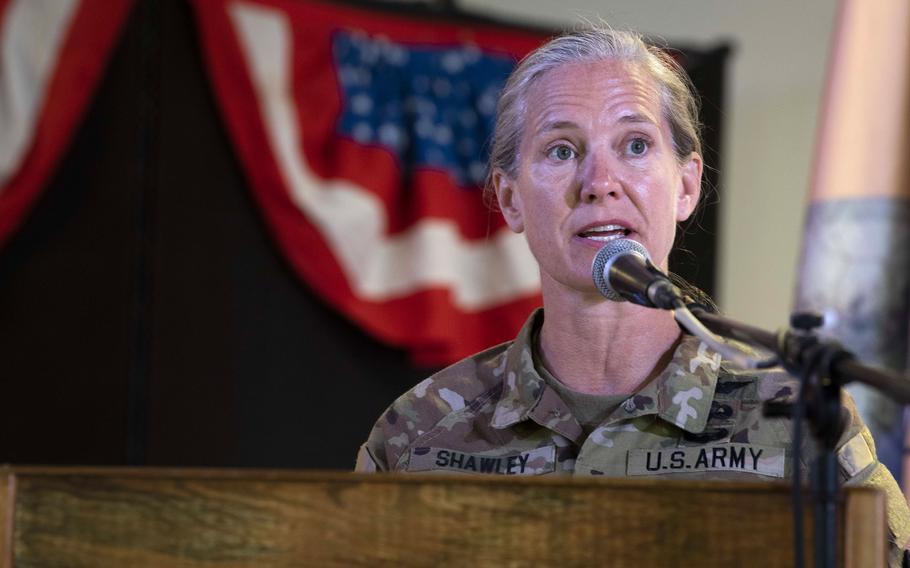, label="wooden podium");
[0,466,886,567]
